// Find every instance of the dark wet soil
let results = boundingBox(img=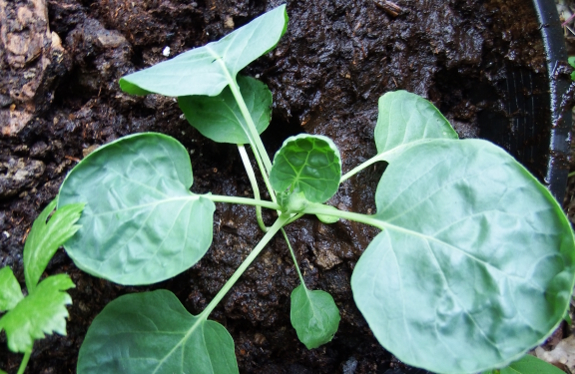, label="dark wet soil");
[0,0,564,373]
